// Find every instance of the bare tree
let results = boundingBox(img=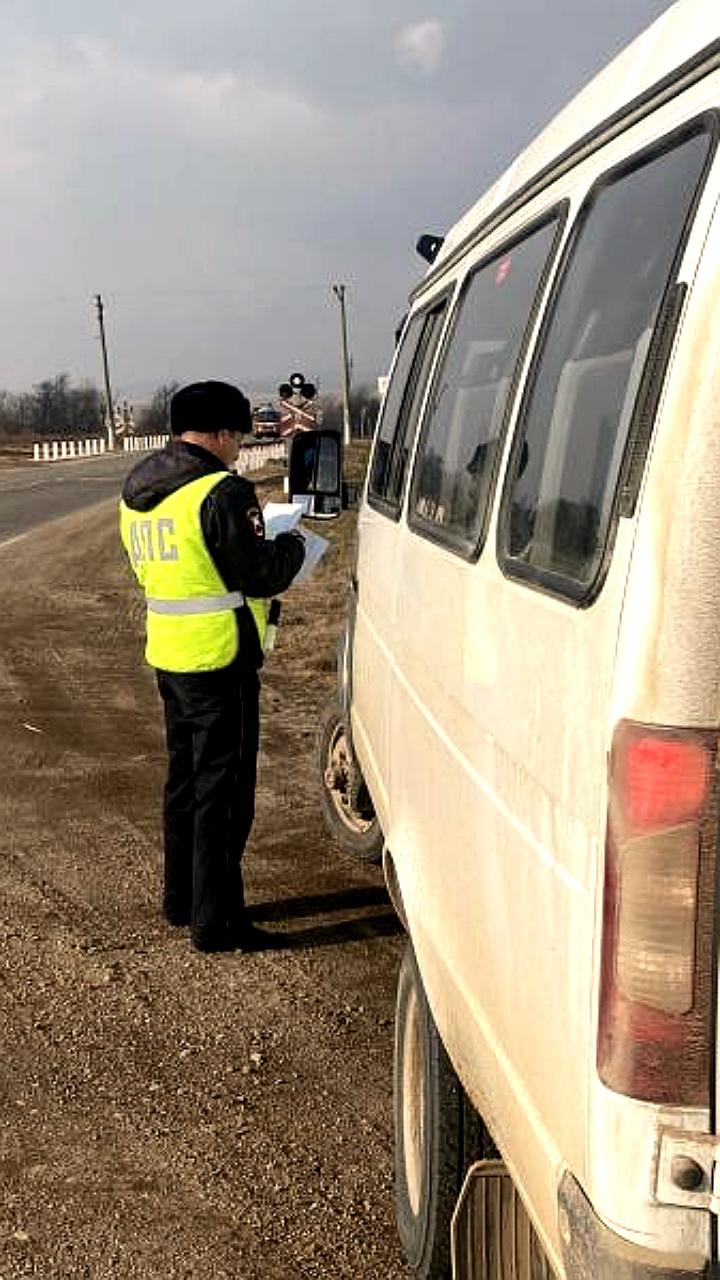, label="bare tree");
[0,376,104,441]
[320,385,380,438]
[138,382,179,435]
